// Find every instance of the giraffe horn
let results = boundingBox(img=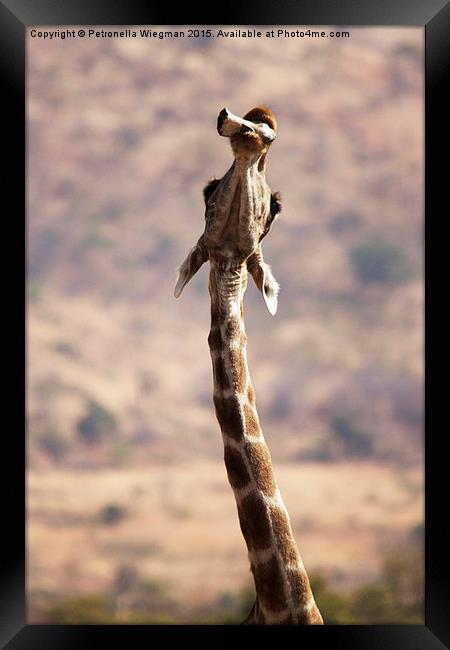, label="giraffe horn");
[174,236,208,298]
